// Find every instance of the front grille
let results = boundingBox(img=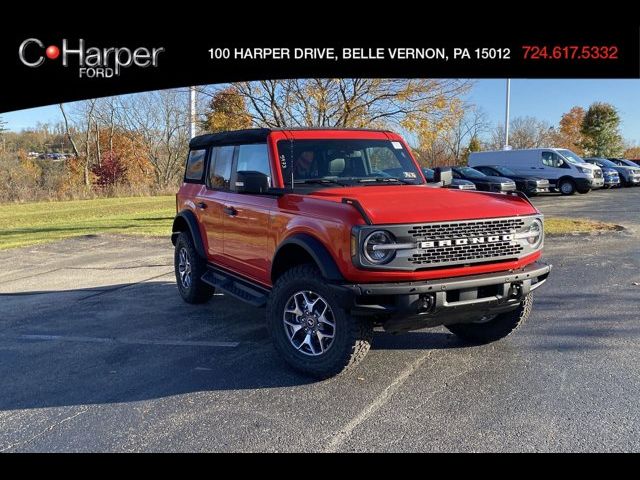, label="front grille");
[406,218,526,267]
[411,242,524,265]
[407,218,525,240]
